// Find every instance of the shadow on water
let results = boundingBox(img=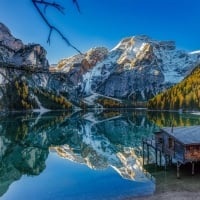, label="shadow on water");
[0,110,200,199]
